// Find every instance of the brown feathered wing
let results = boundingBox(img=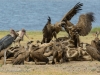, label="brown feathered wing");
[61,2,83,22]
[75,12,95,36]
